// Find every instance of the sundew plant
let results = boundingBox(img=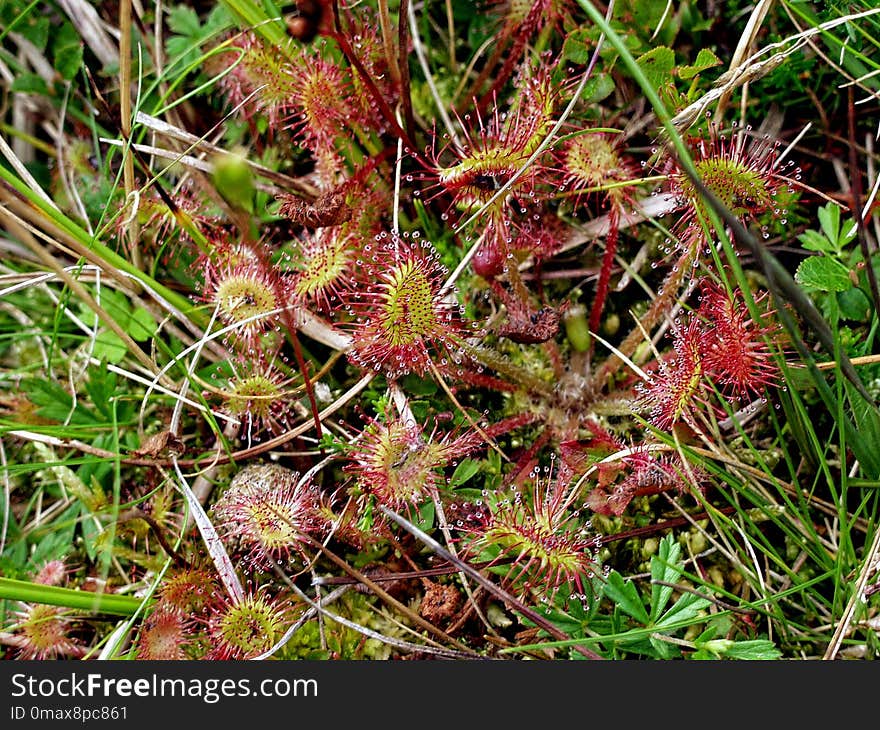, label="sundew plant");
[1,0,880,661]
